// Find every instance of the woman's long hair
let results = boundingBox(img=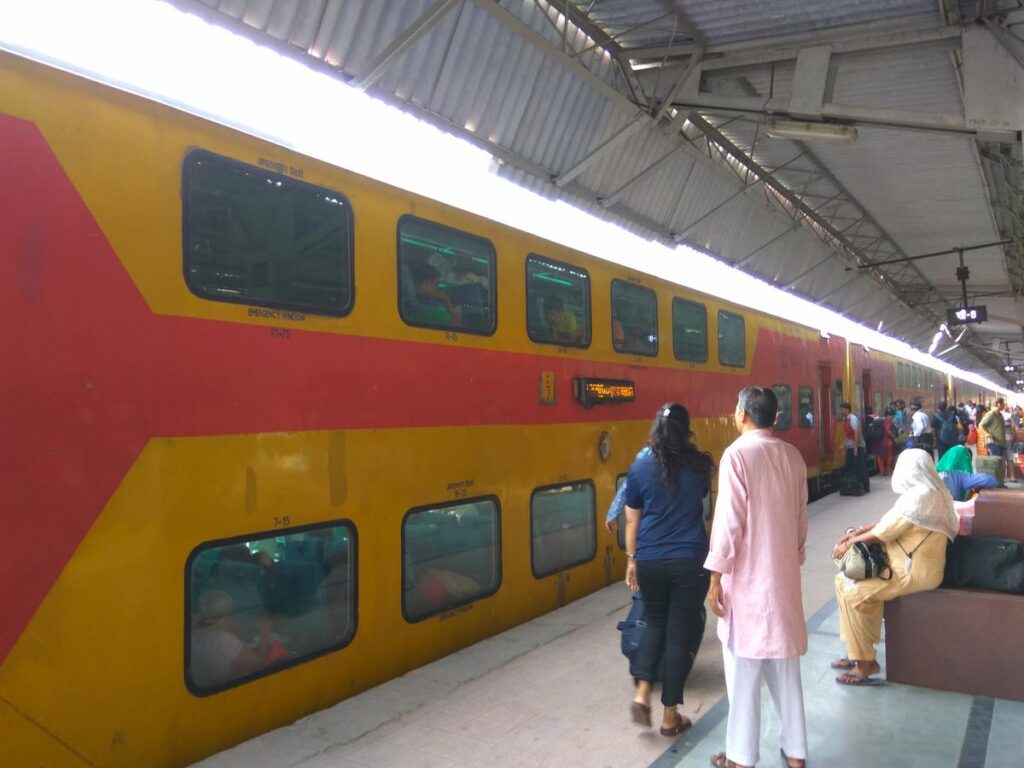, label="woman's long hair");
[647,402,714,495]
